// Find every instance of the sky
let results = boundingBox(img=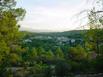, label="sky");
[17,0,95,32]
